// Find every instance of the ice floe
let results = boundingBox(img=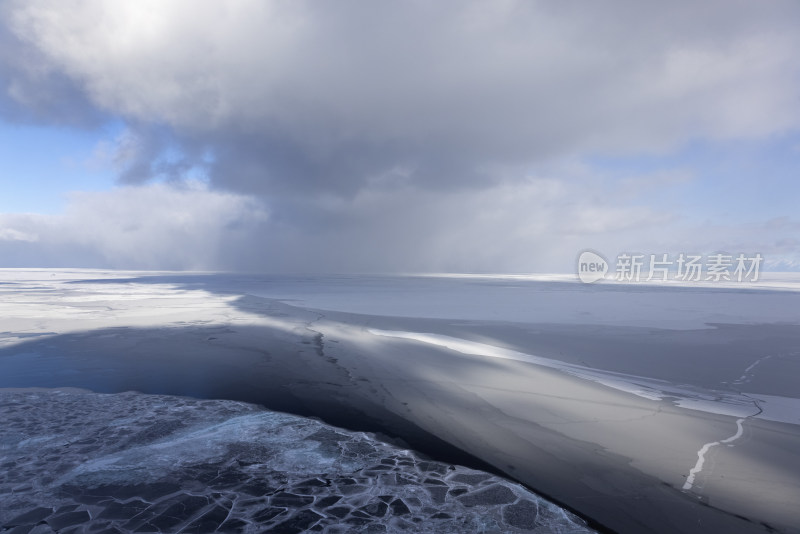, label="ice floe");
[0,389,594,533]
